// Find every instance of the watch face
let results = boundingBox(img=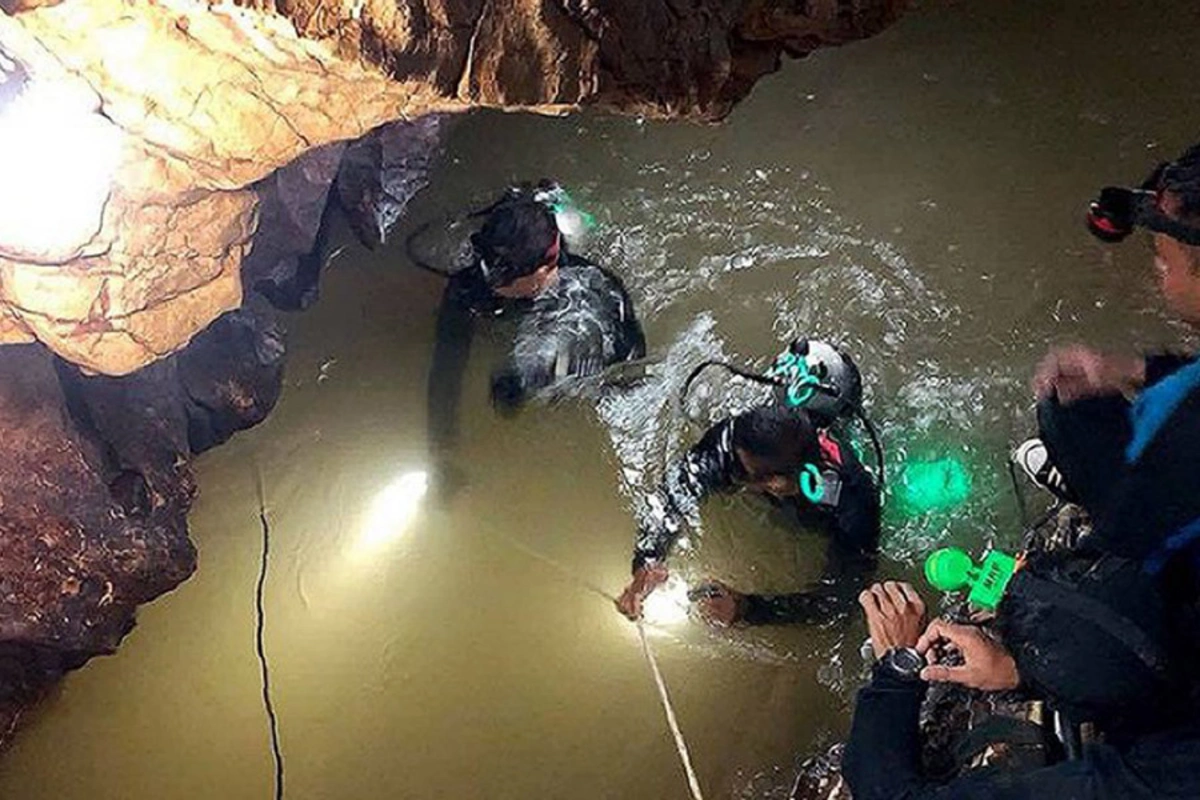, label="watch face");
[888,648,925,677]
